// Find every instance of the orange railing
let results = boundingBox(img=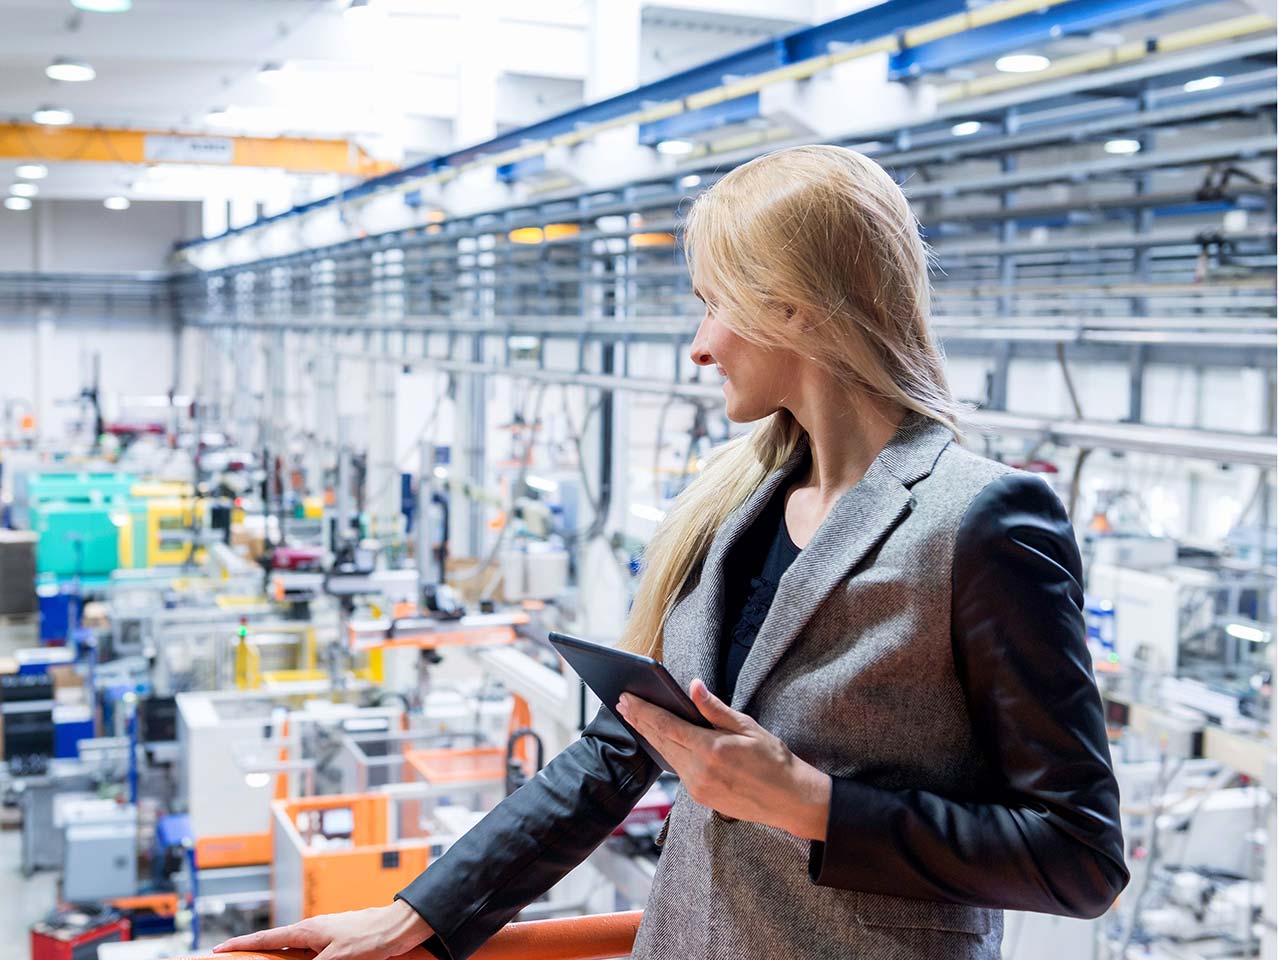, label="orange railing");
[185,911,643,960]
